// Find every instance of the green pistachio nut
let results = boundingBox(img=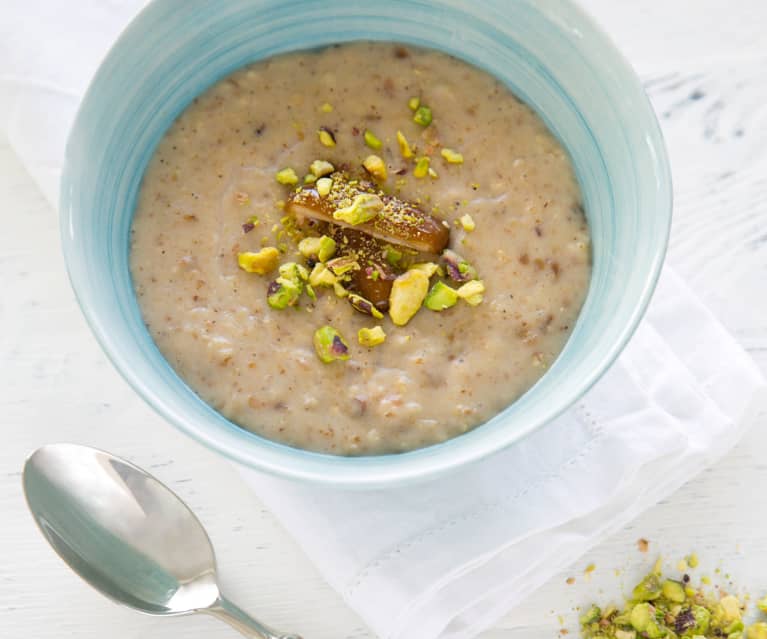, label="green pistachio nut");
[424,281,458,311]
[309,159,335,177]
[633,574,663,601]
[266,278,301,309]
[326,255,361,277]
[579,606,601,625]
[313,325,350,363]
[413,105,432,126]
[630,603,654,632]
[275,167,298,185]
[389,269,429,326]
[662,580,687,604]
[348,293,384,319]
[333,193,384,225]
[309,263,337,288]
[363,129,383,150]
[358,326,386,347]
